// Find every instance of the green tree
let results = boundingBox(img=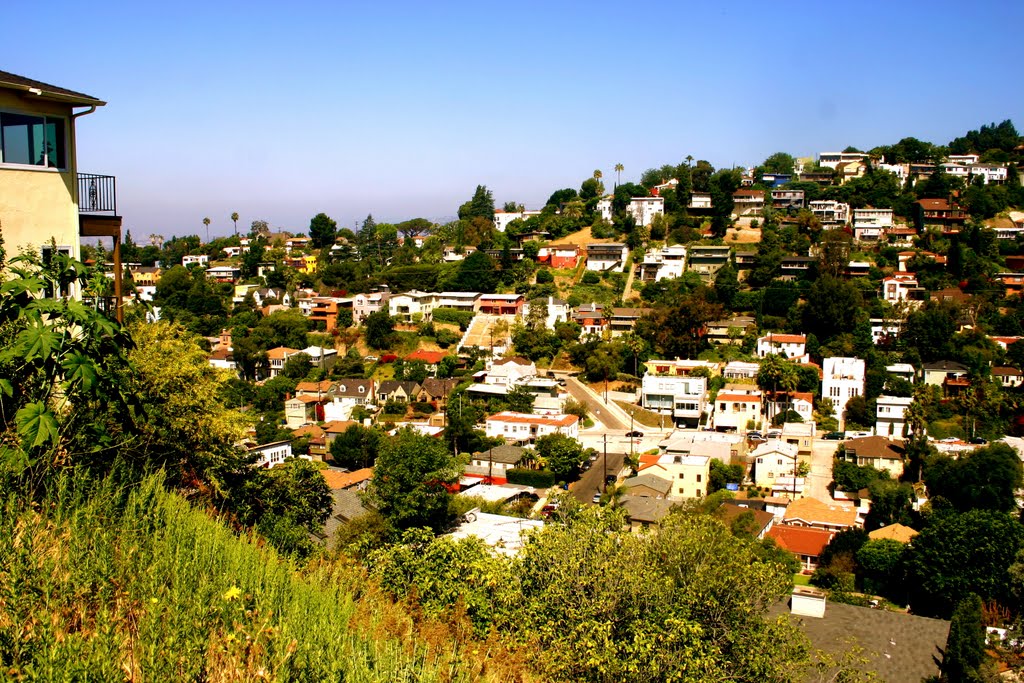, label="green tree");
[329,423,383,470]
[634,293,723,360]
[308,212,338,249]
[939,593,988,683]
[202,216,211,243]
[365,428,459,534]
[505,385,535,413]
[363,311,395,350]
[449,250,500,293]
[855,539,906,598]
[714,262,739,309]
[923,443,1023,513]
[281,352,313,380]
[535,433,585,480]
[230,211,239,235]
[802,275,863,342]
[905,509,1024,618]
